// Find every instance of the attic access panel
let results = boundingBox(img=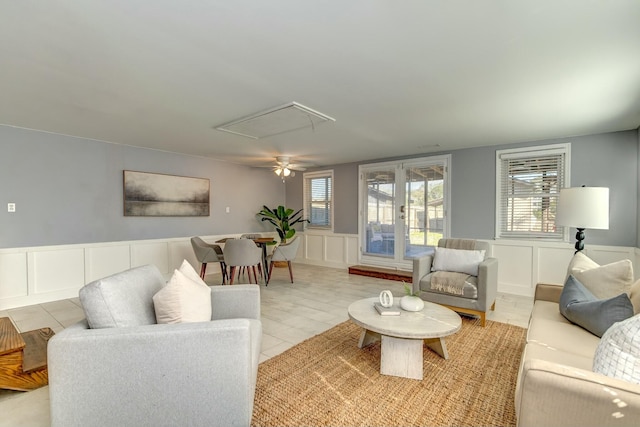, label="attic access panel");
[215,102,336,139]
